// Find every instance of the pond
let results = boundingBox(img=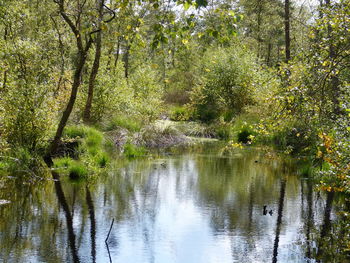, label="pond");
[0,143,343,262]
